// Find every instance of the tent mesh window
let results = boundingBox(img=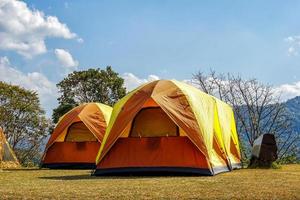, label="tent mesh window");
[130,107,179,137]
[65,122,97,142]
